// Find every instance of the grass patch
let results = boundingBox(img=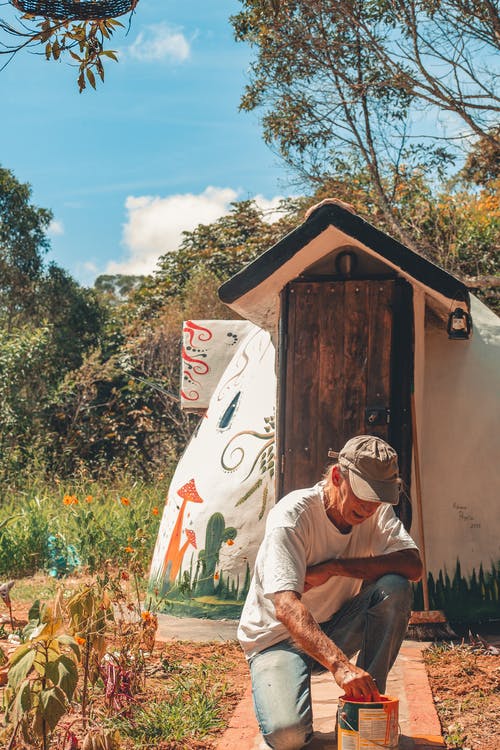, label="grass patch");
[0,472,169,577]
[8,571,58,601]
[109,655,238,747]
